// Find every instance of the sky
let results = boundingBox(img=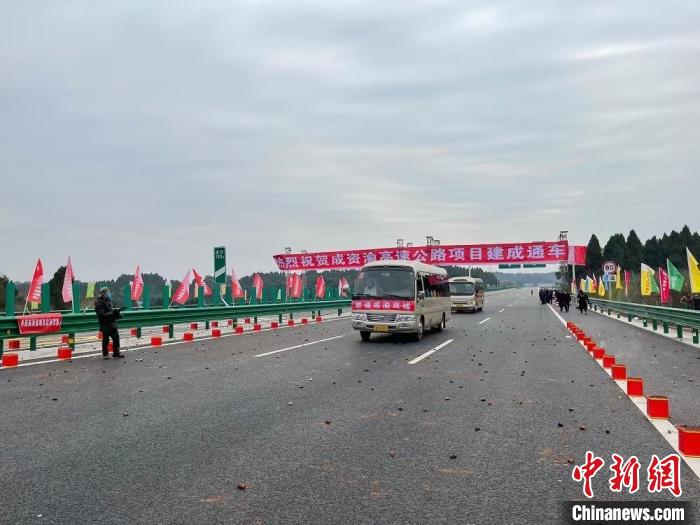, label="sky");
[1,0,698,281]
